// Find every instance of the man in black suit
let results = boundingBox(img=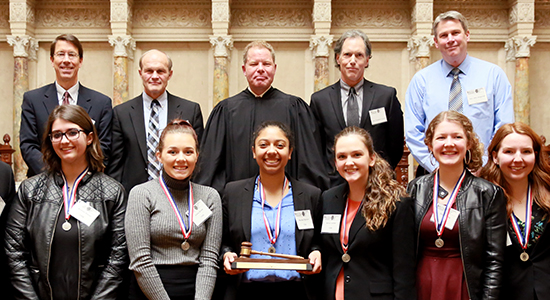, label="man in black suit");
[106,49,204,193]
[20,34,112,177]
[310,30,404,187]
